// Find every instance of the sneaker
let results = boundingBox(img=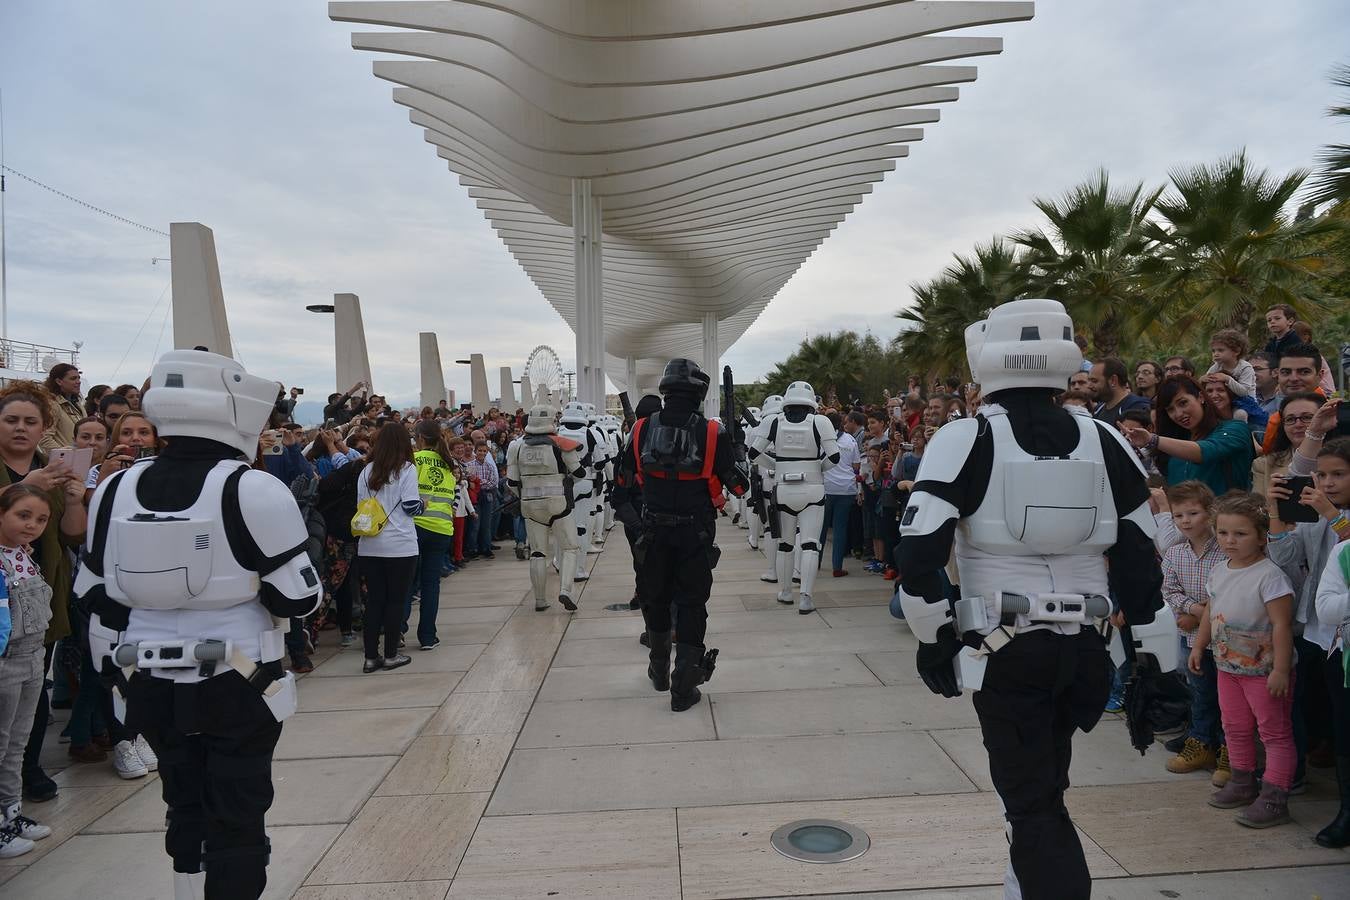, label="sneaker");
[0,827,34,859]
[882,567,898,581]
[1104,695,1124,714]
[133,735,158,772]
[6,811,51,842]
[340,632,356,648]
[864,561,882,573]
[382,654,412,671]
[483,551,496,560]
[22,771,57,803]
[1165,738,1217,774]
[1163,734,1187,754]
[832,569,848,578]
[1211,745,1231,787]
[397,636,406,649]
[112,740,149,780]
[514,544,527,560]
[420,638,441,651]
[759,572,778,583]
[68,743,107,763]
[290,656,314,675]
